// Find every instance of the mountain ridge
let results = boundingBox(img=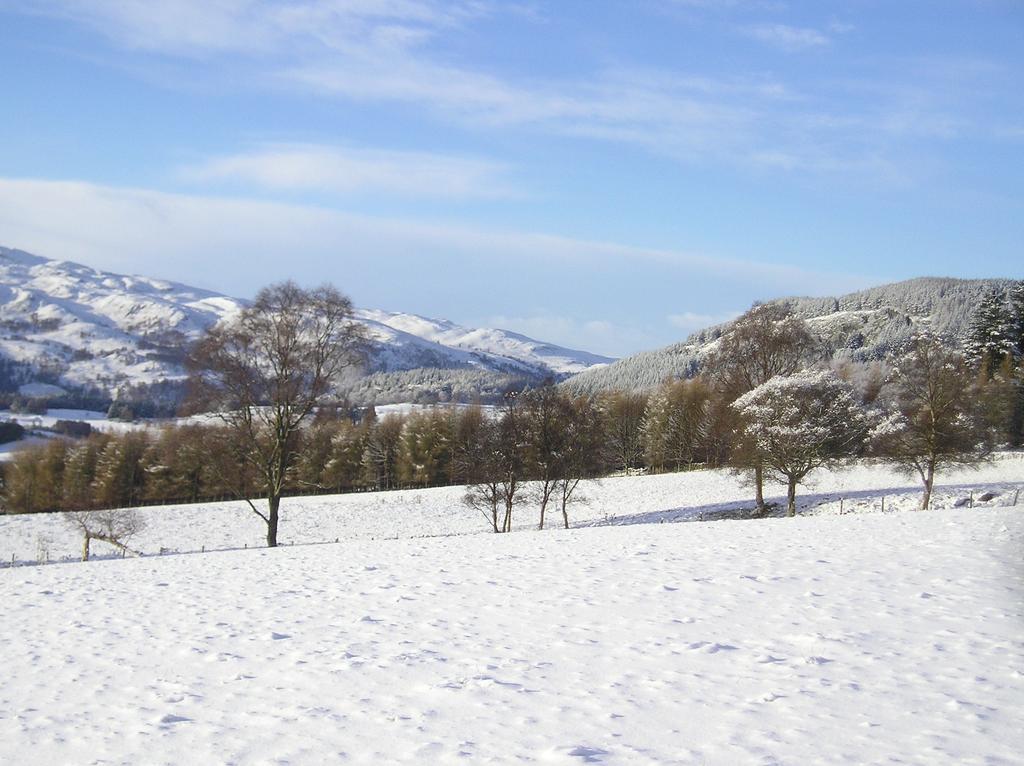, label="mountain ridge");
[0,246,613,405]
